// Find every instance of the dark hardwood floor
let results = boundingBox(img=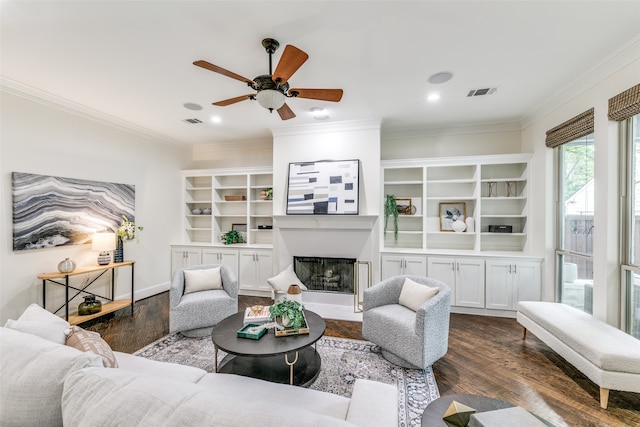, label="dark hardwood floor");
[84,292,639,427]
